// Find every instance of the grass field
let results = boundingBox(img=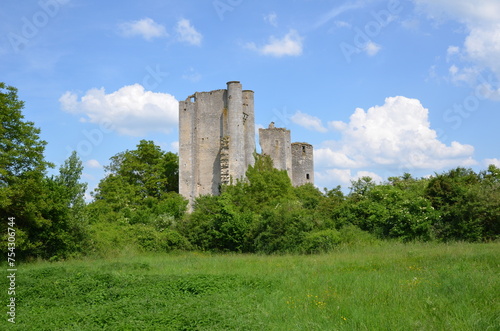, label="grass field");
[2,242,499,330]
